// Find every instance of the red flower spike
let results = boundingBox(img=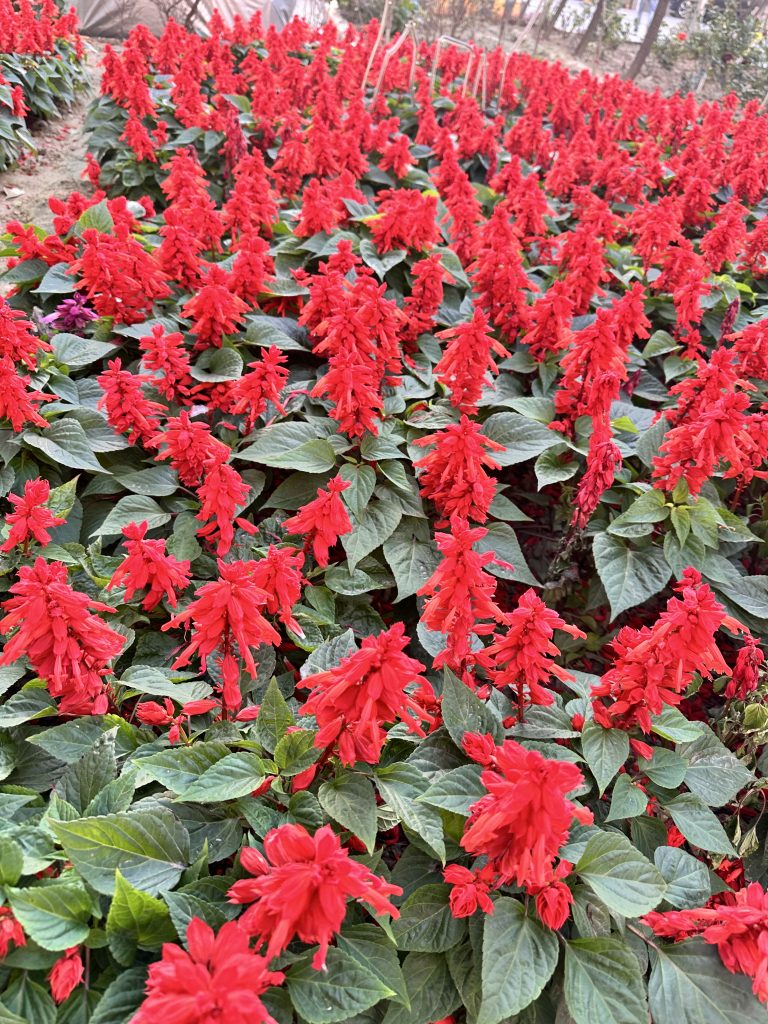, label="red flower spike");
[228,824,401,970]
